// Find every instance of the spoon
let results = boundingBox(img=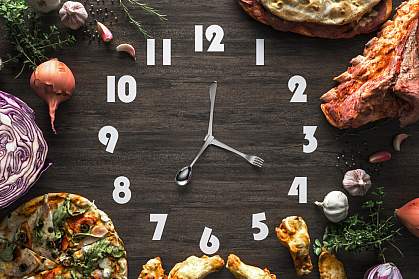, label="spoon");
[175,135,214,186]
